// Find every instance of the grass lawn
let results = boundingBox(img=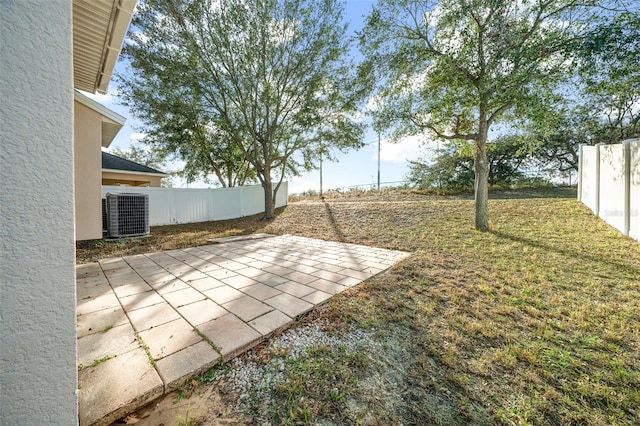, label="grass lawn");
[79,187,639,425]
